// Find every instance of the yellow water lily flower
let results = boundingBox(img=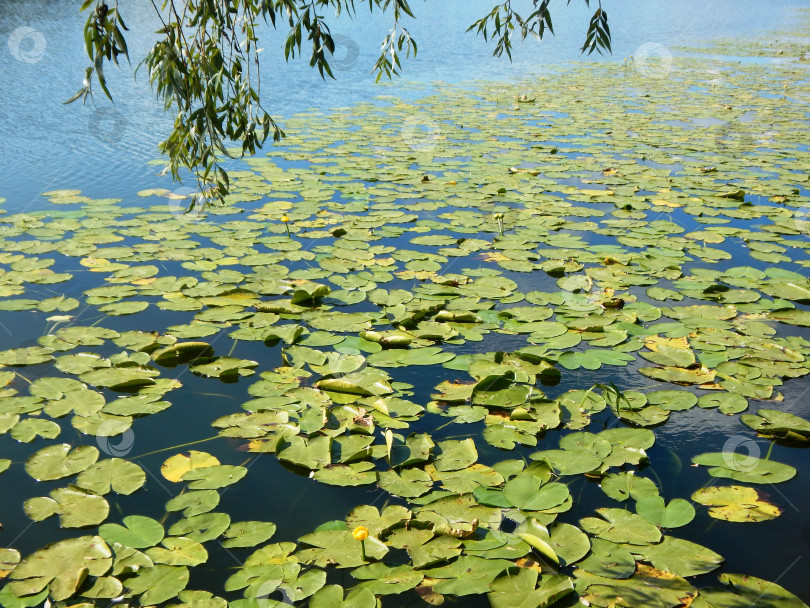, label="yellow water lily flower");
[352,526,369,541]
